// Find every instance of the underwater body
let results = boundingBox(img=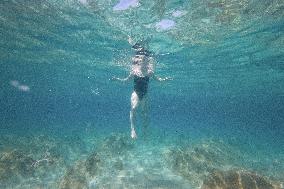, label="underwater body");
[0,0,284,188]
